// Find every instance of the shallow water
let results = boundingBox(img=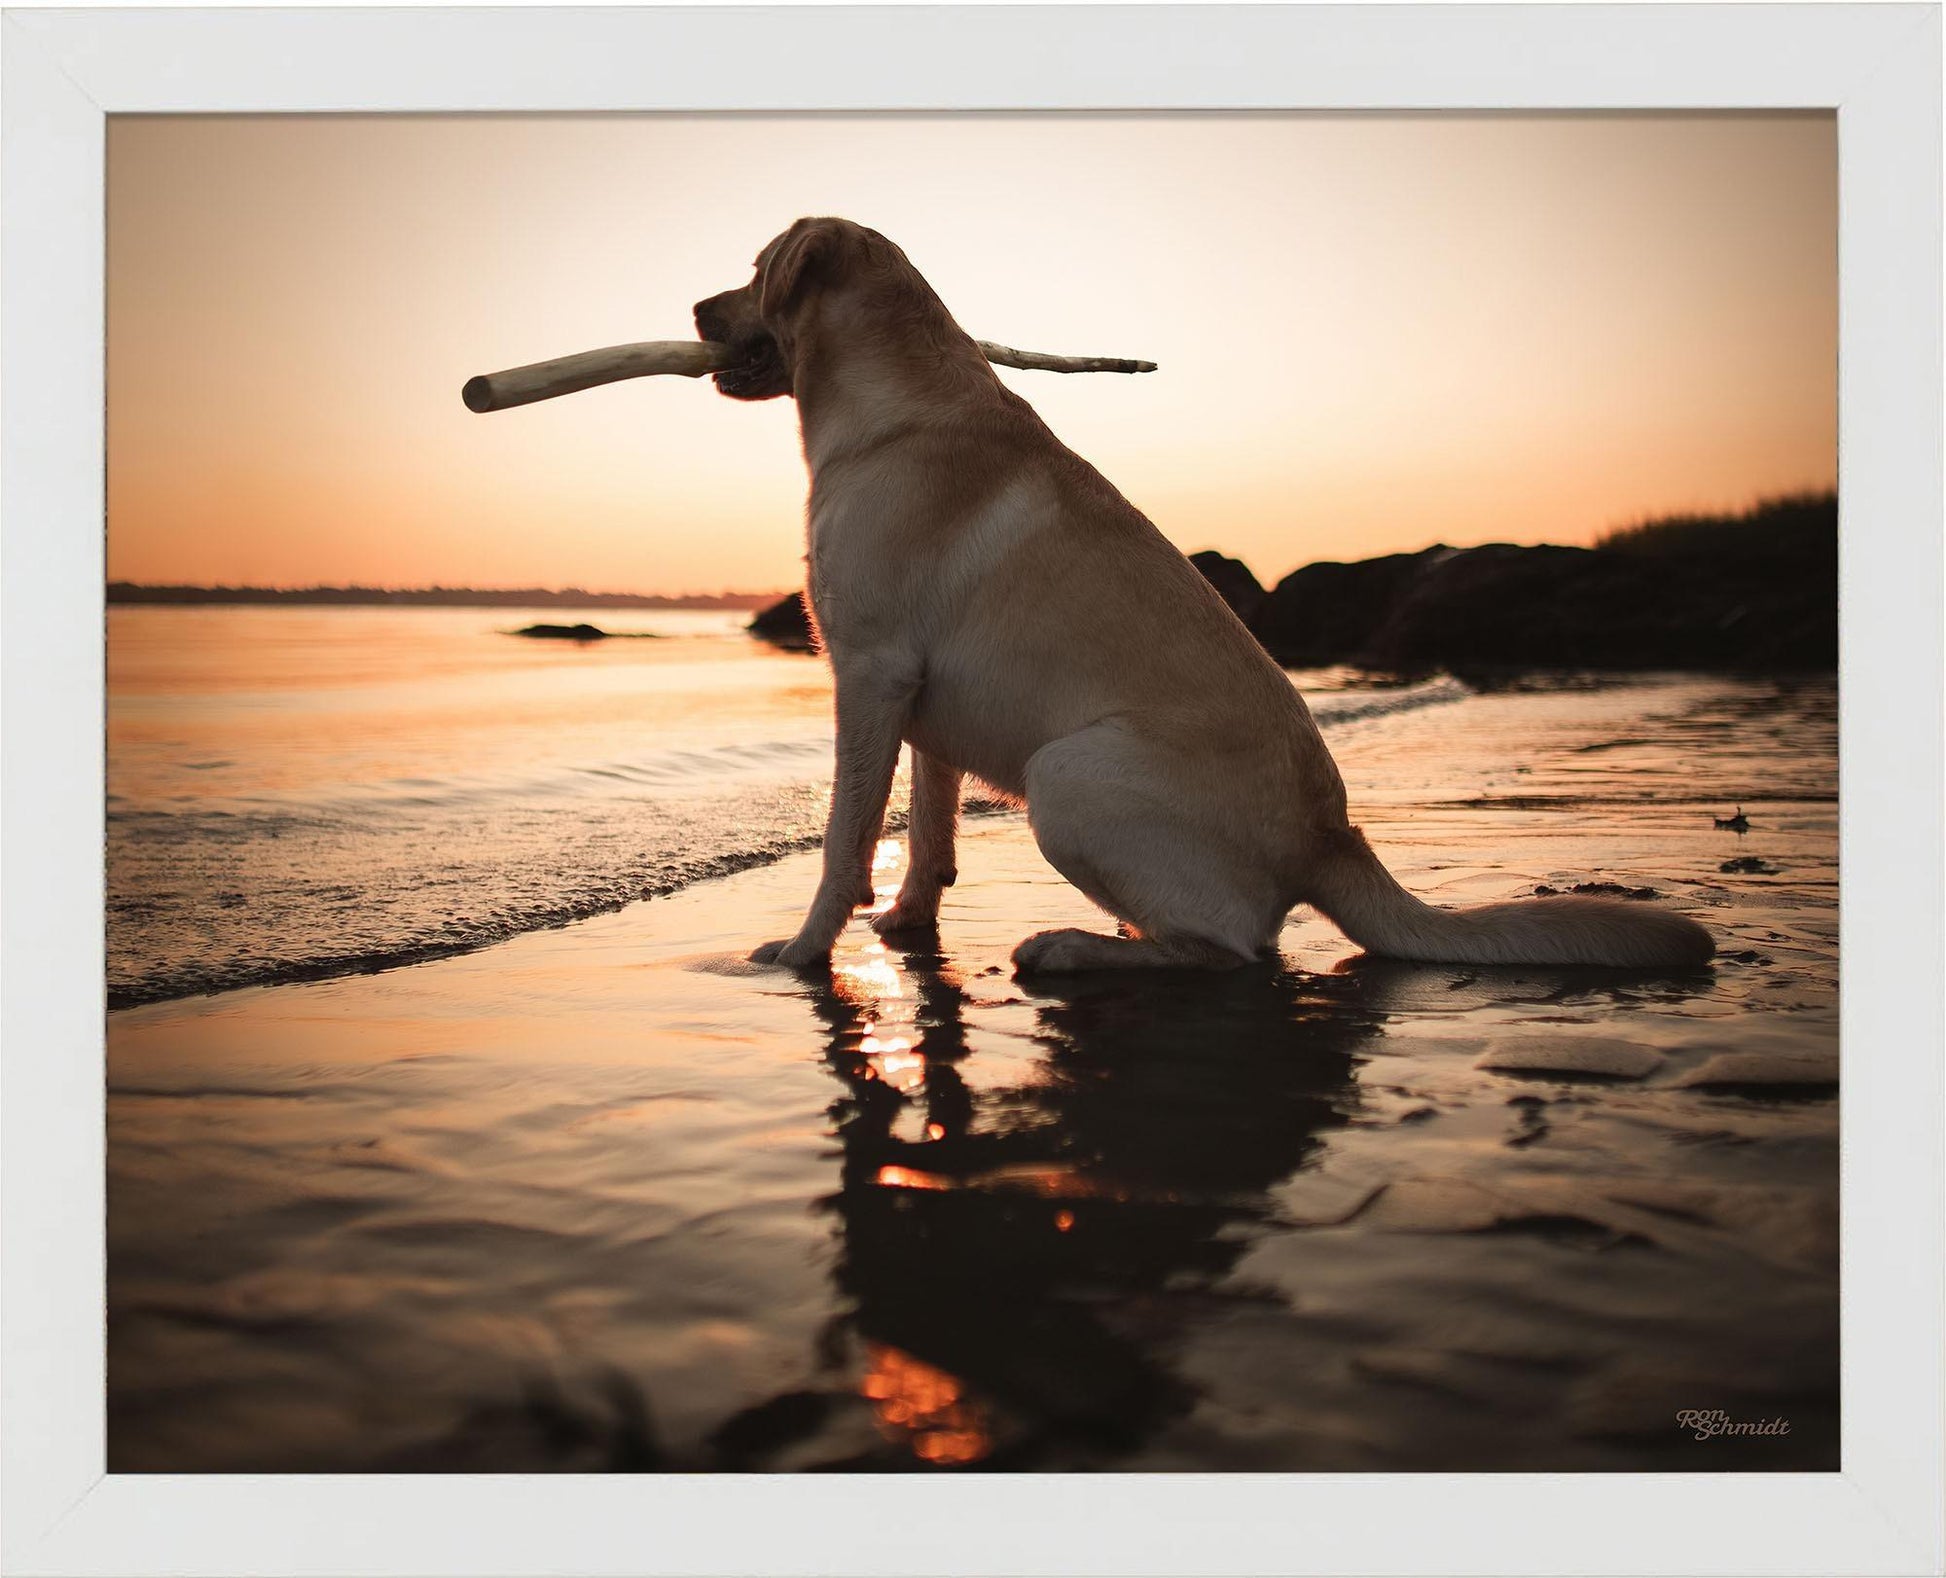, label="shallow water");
[107,606,1466,1006]
[107,668,1837,1472]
